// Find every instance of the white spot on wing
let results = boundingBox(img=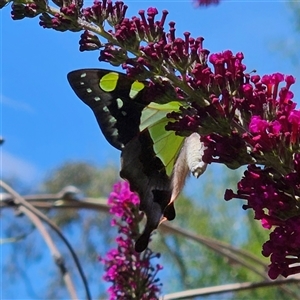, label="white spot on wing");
[111,129,118,136]
[116,98,123,109]
[86,88,92,93]
[80,73,87,78]
[108,116,117,125]
[94,96,101,101]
